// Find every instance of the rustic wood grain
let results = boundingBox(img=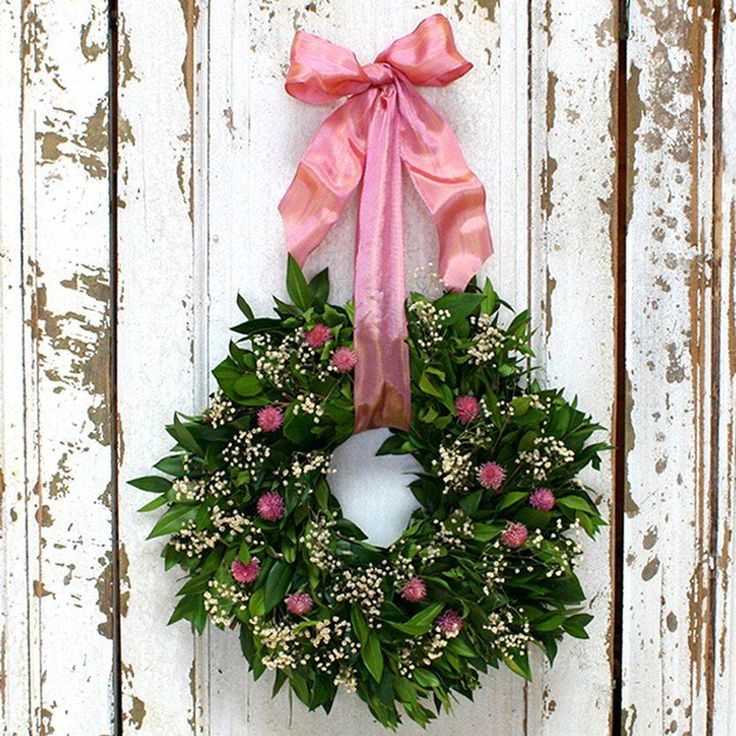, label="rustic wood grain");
[1,1,116,734]
[527,1,618,733]
[116,1,206,732]
[622,1,725,734]
[712,1,736,733]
